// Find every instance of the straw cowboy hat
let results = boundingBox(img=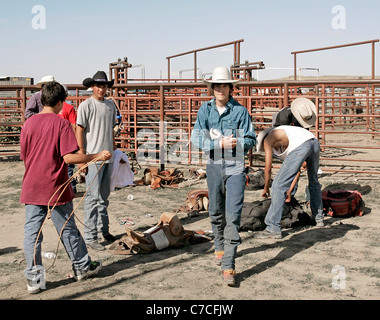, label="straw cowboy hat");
[82,71,114,88]
[203,66,240,86]
[290,97,317,128]
[256,127,274,152]
[36,75,55,88]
